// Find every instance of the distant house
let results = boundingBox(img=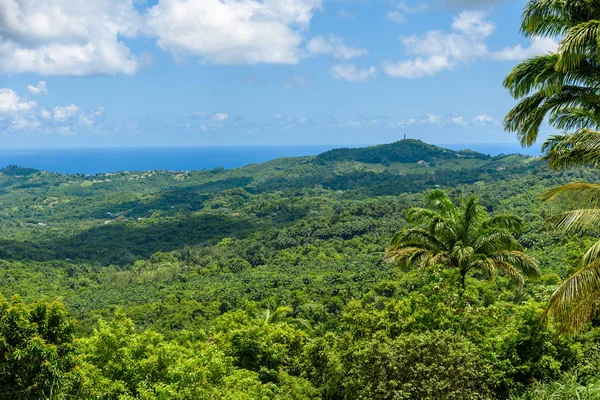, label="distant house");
[417,160,431,167]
